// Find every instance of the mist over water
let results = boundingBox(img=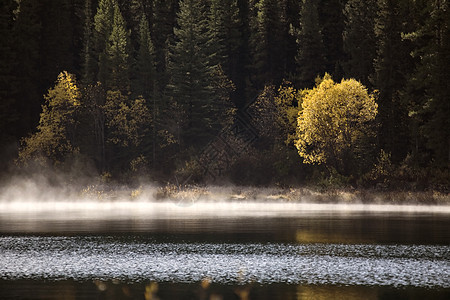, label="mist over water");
[1,175,449,217]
